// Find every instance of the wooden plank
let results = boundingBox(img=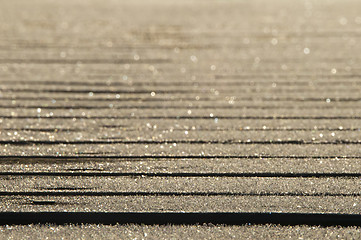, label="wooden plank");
[0,0,361,236]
